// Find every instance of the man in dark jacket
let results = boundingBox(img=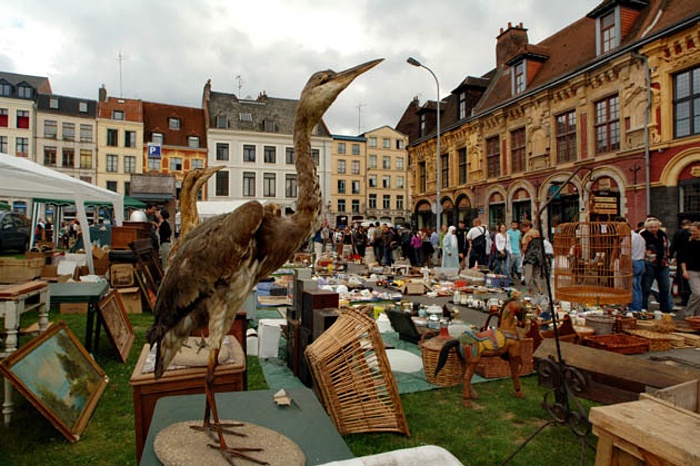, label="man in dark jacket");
[670,219,691,306]
[455,220,467,270]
